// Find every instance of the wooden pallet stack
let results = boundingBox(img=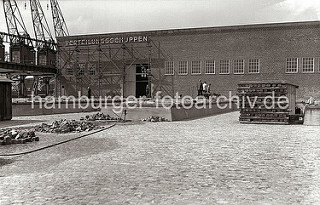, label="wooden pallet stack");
[237,81,298,125]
